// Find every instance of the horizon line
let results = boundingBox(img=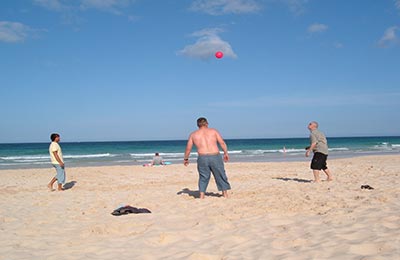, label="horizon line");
[1,135,399,145]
